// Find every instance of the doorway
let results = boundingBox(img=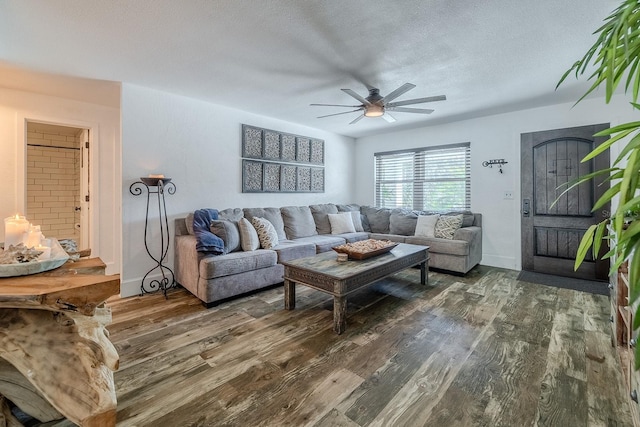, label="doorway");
[521,124,610,281]
[25,122,90,249]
